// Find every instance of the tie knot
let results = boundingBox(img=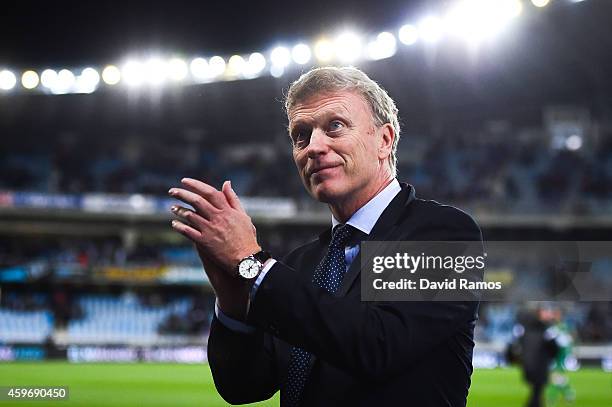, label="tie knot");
[330,224,355,249]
